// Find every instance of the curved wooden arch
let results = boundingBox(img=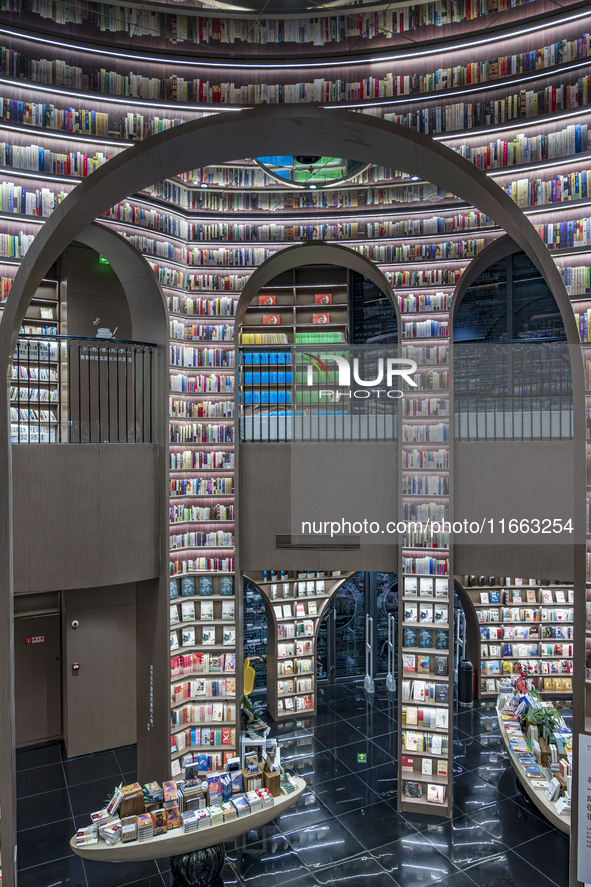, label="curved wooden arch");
[243,571,356,717]
[235,240,401,332]
[0,106,584,886]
